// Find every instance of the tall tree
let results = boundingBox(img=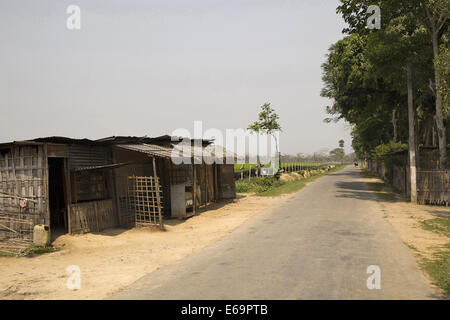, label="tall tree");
[337,0,449,168]
[321,34,398,158]
[422,0,449,169]
[248,102,282,170]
